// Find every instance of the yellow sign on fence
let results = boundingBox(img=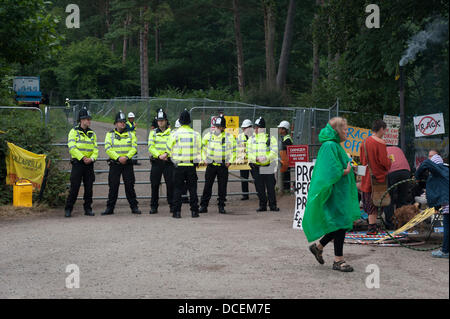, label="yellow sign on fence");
[5,142,47,190]
[225,116,240,137]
